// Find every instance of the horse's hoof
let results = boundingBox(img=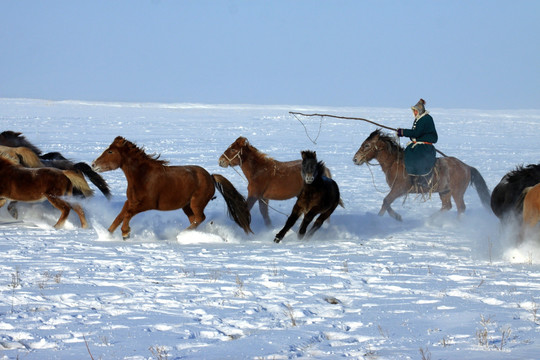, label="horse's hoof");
[8,208,18,219]
[273,237,282,243]
[122,233,130,240]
